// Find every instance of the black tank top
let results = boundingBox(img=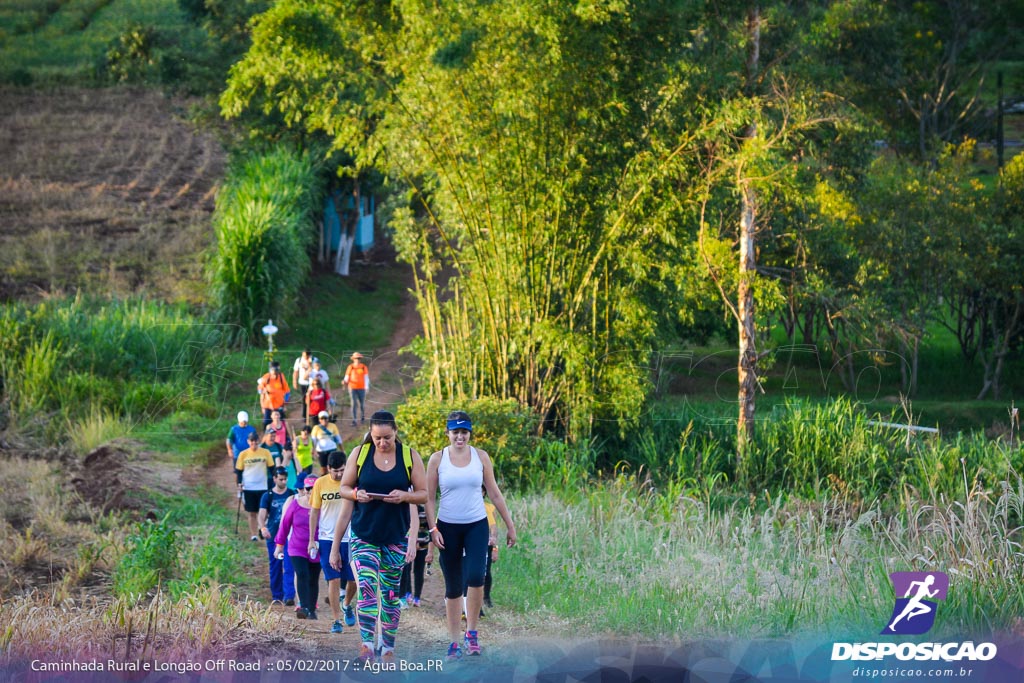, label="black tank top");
[351,445,411,547]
